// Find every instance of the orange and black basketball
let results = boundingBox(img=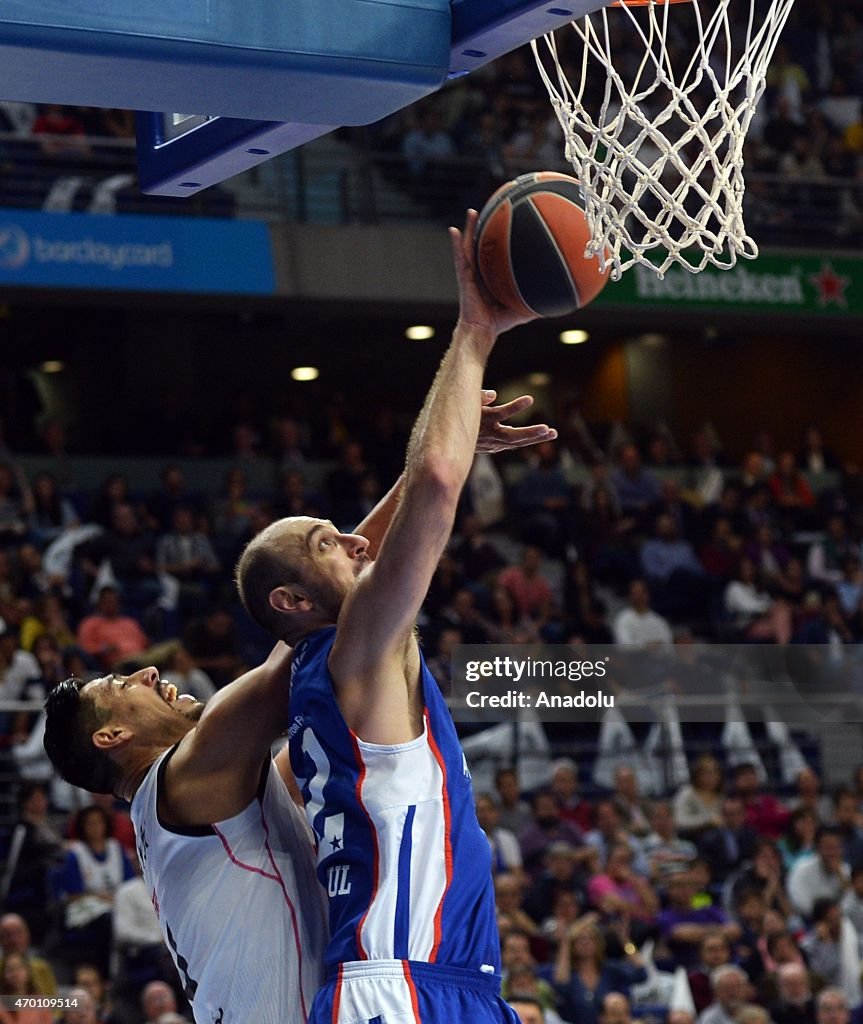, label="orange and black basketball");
[475,171,610,318]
